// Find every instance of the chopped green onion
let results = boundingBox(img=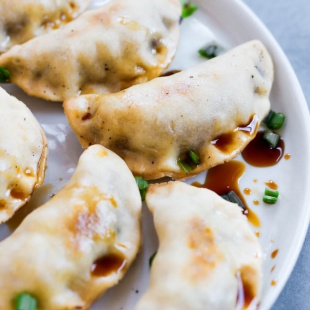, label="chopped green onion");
[149,251,157,267]
[263,130,280,149]
[177,159,192,174]
[263,188,279,204]
[220,190,245,210]
[177,150,200,173]
[268,113,285,130]
[264,188,279,198]
[220,193,229,202]
[264,110,286,130]
[263,195,277,204]
[227,190,246,210]
[263,110,276,125]
[198,45,219,59]
[134,176,148,201]
[0,66,10,83]
[15,293,37,310]
[188,150,200,165]
[181,1,197,19]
